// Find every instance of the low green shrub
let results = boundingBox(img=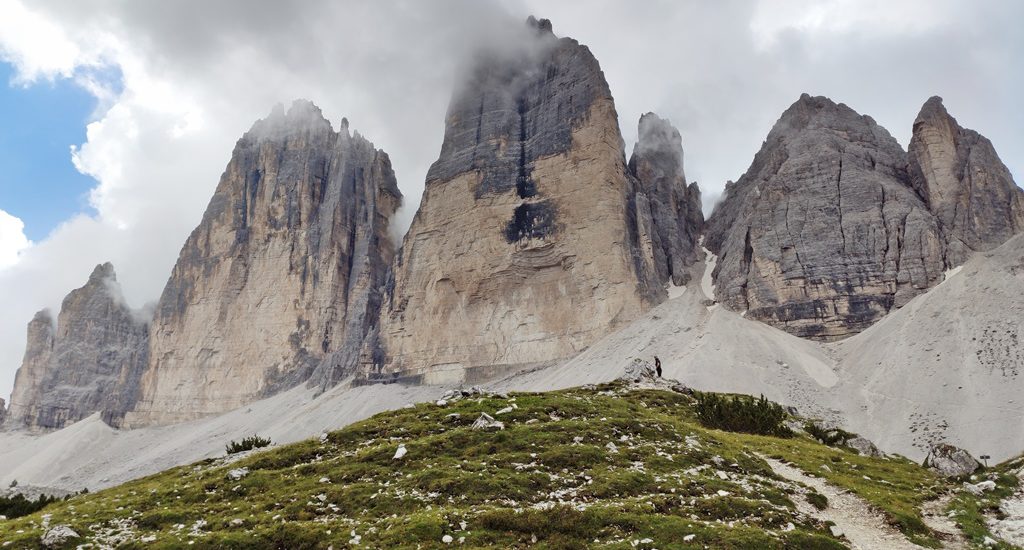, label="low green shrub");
[225,435,272,455]
[0,493,59,519]
[805,423,856,447]
[694,393,793,437]
[807,491,828,510]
